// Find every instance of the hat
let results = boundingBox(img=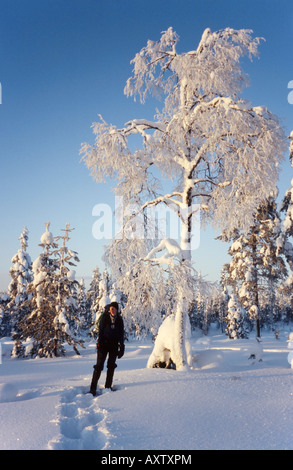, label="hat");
[109,301,119,311]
